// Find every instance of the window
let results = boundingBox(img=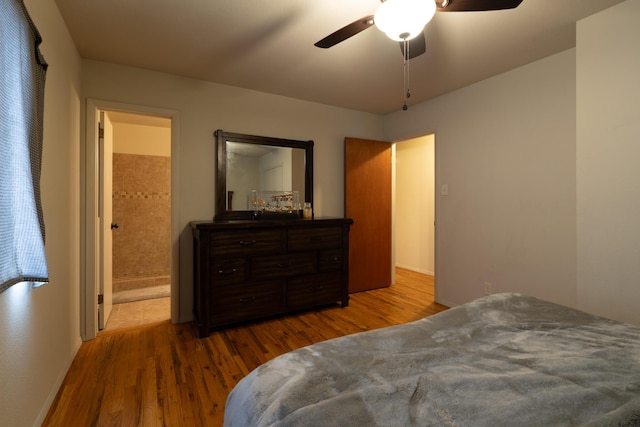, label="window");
[0,0,49,293]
